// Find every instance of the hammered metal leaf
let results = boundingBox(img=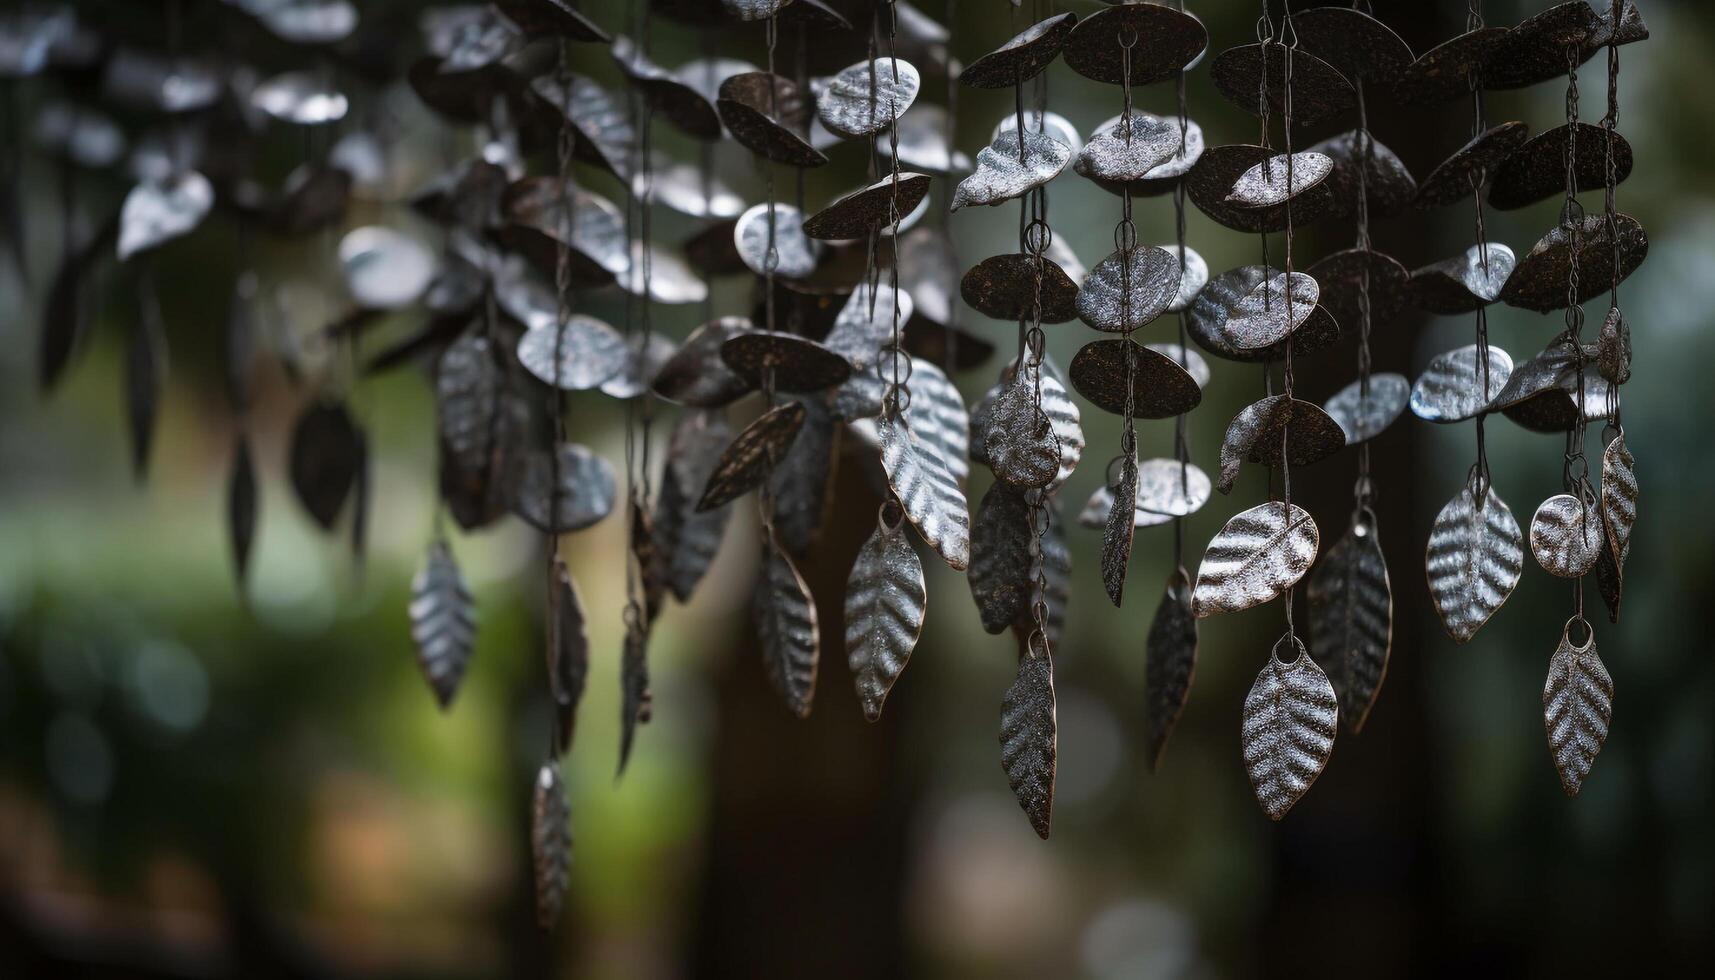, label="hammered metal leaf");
[1543,622,1613,797]
[1219,271,1318,350]
[1143,571,1198,772]
[985,372,1062,490]
[1214,396,1346,495]
[768,395,838,558]
[517,314,629,391]
[802,173,933,241]
[512,443,618,533]
[531,761,571,930]
[755,530,819,718]
[1308,514,1392,734]
[1414,122,1529,209]
[1242,643,1340,821]
[1192,502,1319,618]
[1408,244,1516,314]
[1101,455,1138,606]
[1490,122,1632,211]
[951,128,1070,211]
[1000,647,1056,839]
[1426,482,1523,644]
[824,282,912,370]
[1210,43,1353,125]
[697,401,807,512]
[961,12,1077,88]
[879,416,970,570]
[1323,373,1410,445]
[959,252,1081,323]
[1226,151,1334,208]
[1072,111,1183,184]
[1185,265,1341,363]
[1075,246,1182,333]
[818,58,920,139]
[409,539,477,709]
[1601,435,1636,568]
[848,358,971,483]
[1530,490,1604,579]
[1067,338,1201,419]
[654,410,734,602]
[1408,344,1514,423]
[1500,213,1649,313]
[1062,2,1207,86]
[969,481,1032,634]
[1293,6,1414,83]
[1391,27,1507,105]
[846,506,927,722]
